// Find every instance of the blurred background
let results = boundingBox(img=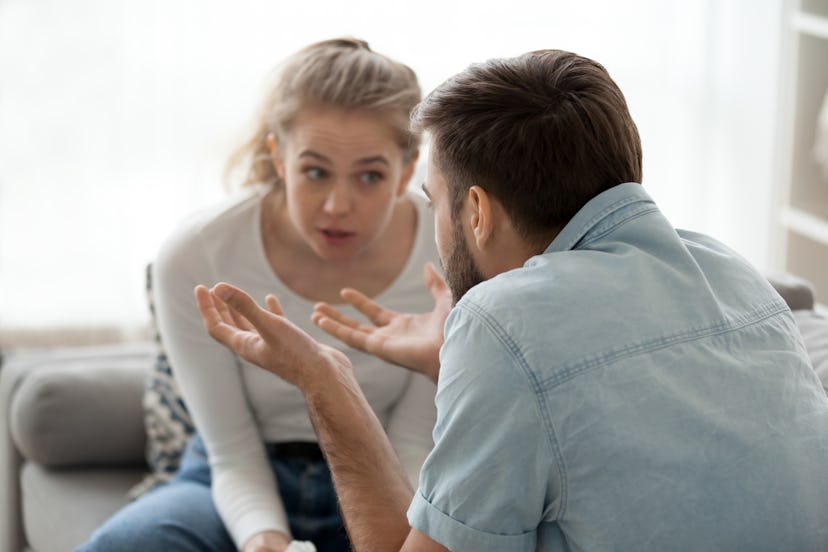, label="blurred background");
[1,0,822,346]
